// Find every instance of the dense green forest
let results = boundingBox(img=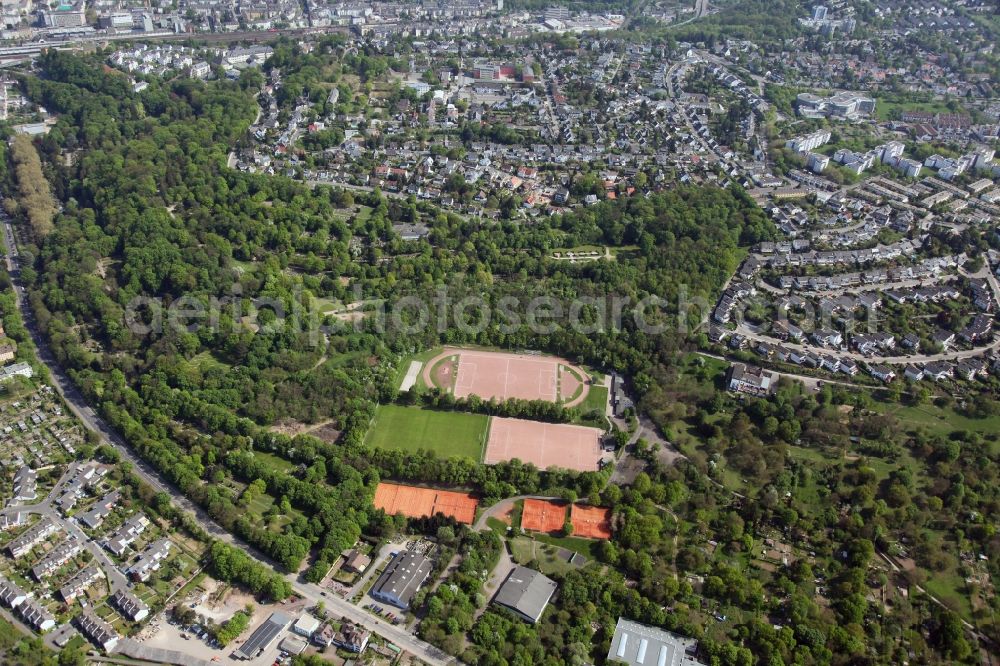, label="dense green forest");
[6,50,994,665]
[668,0,804,46]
